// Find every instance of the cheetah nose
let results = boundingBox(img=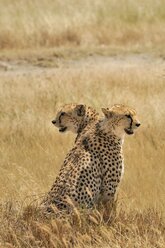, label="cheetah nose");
[136,123,141,127]
[52,120,56,124]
